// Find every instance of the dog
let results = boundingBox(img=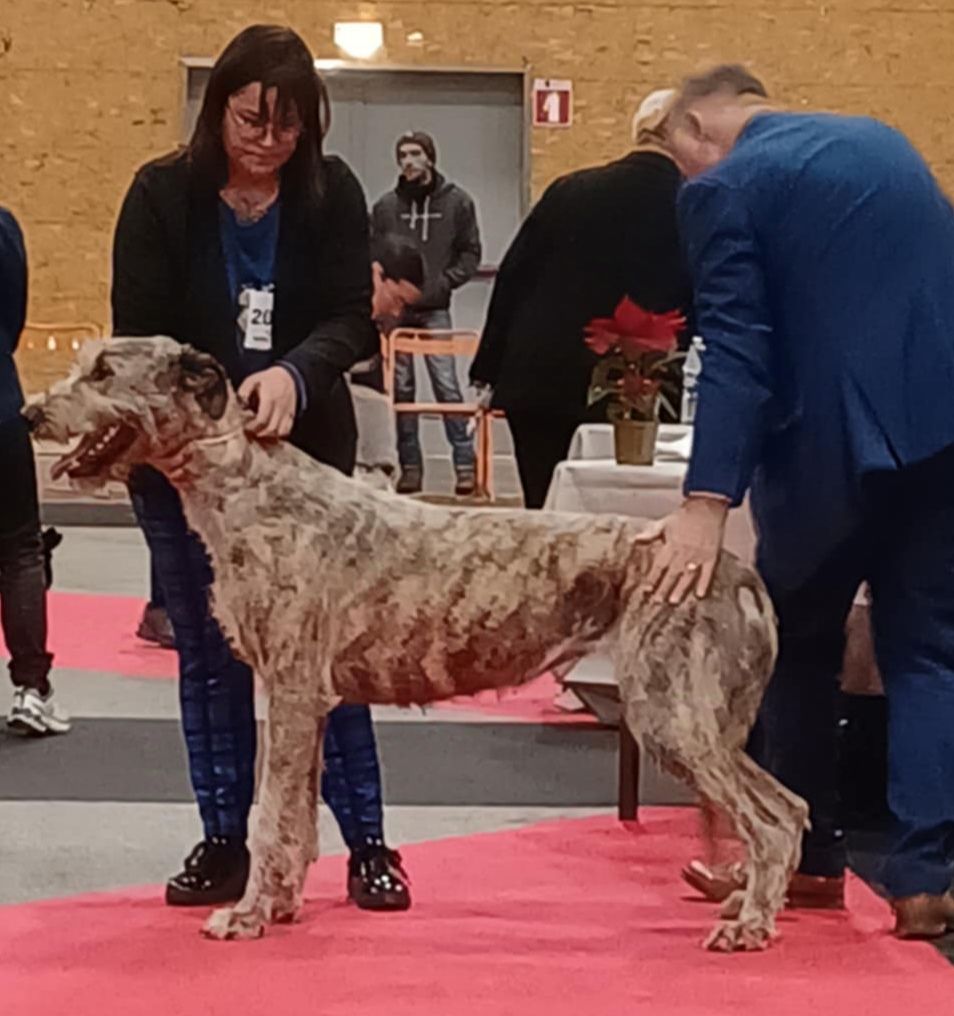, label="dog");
[26,336,808,951]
